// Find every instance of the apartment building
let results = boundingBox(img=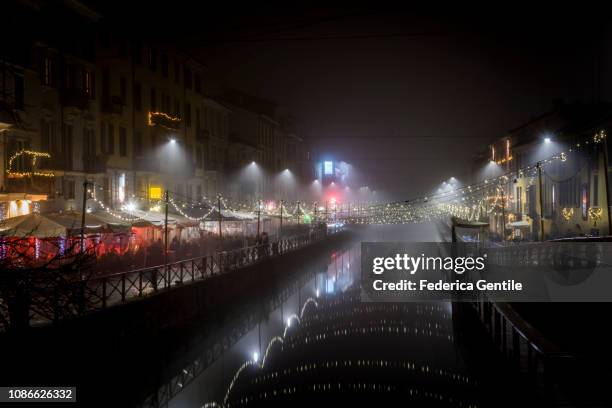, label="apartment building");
[217,89,313,201]
[472,102,612,240]
[1,0,99,220]
[1,1,314,220]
